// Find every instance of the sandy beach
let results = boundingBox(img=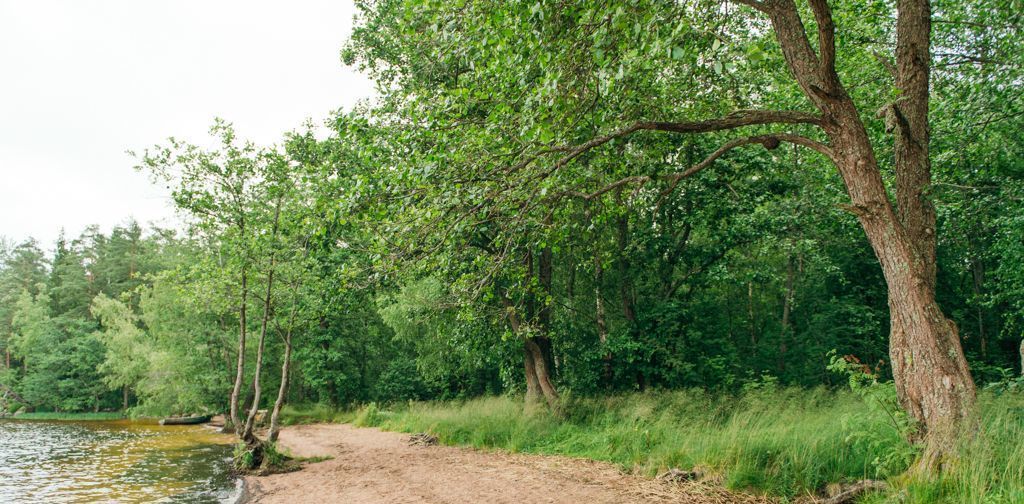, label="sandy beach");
[243,423,772,504]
